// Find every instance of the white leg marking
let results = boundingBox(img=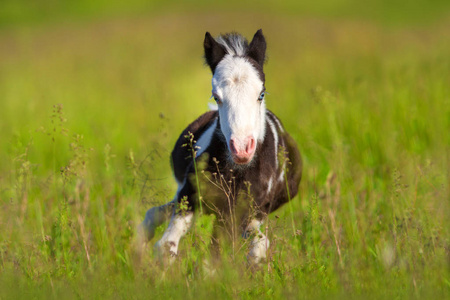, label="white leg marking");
[155,212,194,263]
[244,219,270,264]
